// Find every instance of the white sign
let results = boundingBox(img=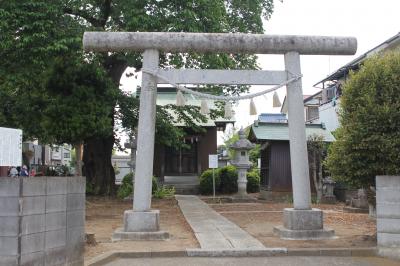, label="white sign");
[208,154,218,169]
[0,127,23,166]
